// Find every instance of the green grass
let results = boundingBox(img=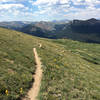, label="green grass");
[52,39,100,65]
[0,28,100,100]
[0,28,39,100]
[37,39,100,100]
